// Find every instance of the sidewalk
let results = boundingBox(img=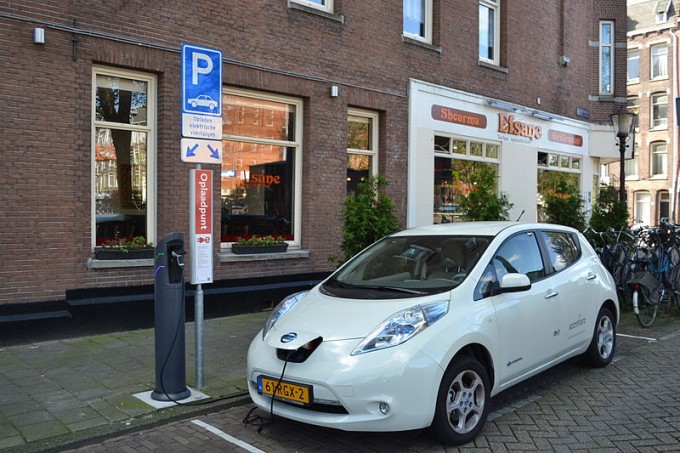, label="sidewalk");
[0,311,269,453]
